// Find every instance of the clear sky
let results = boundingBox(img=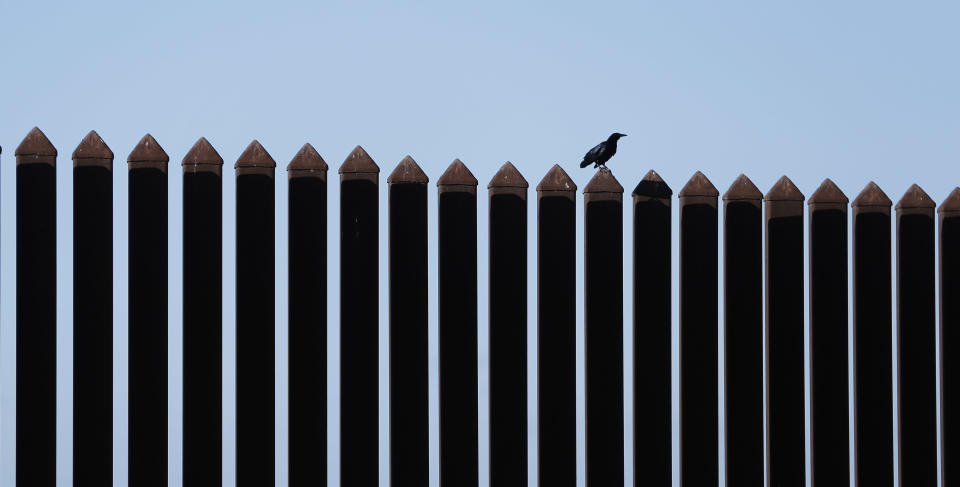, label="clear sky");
[1,0,958,485]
